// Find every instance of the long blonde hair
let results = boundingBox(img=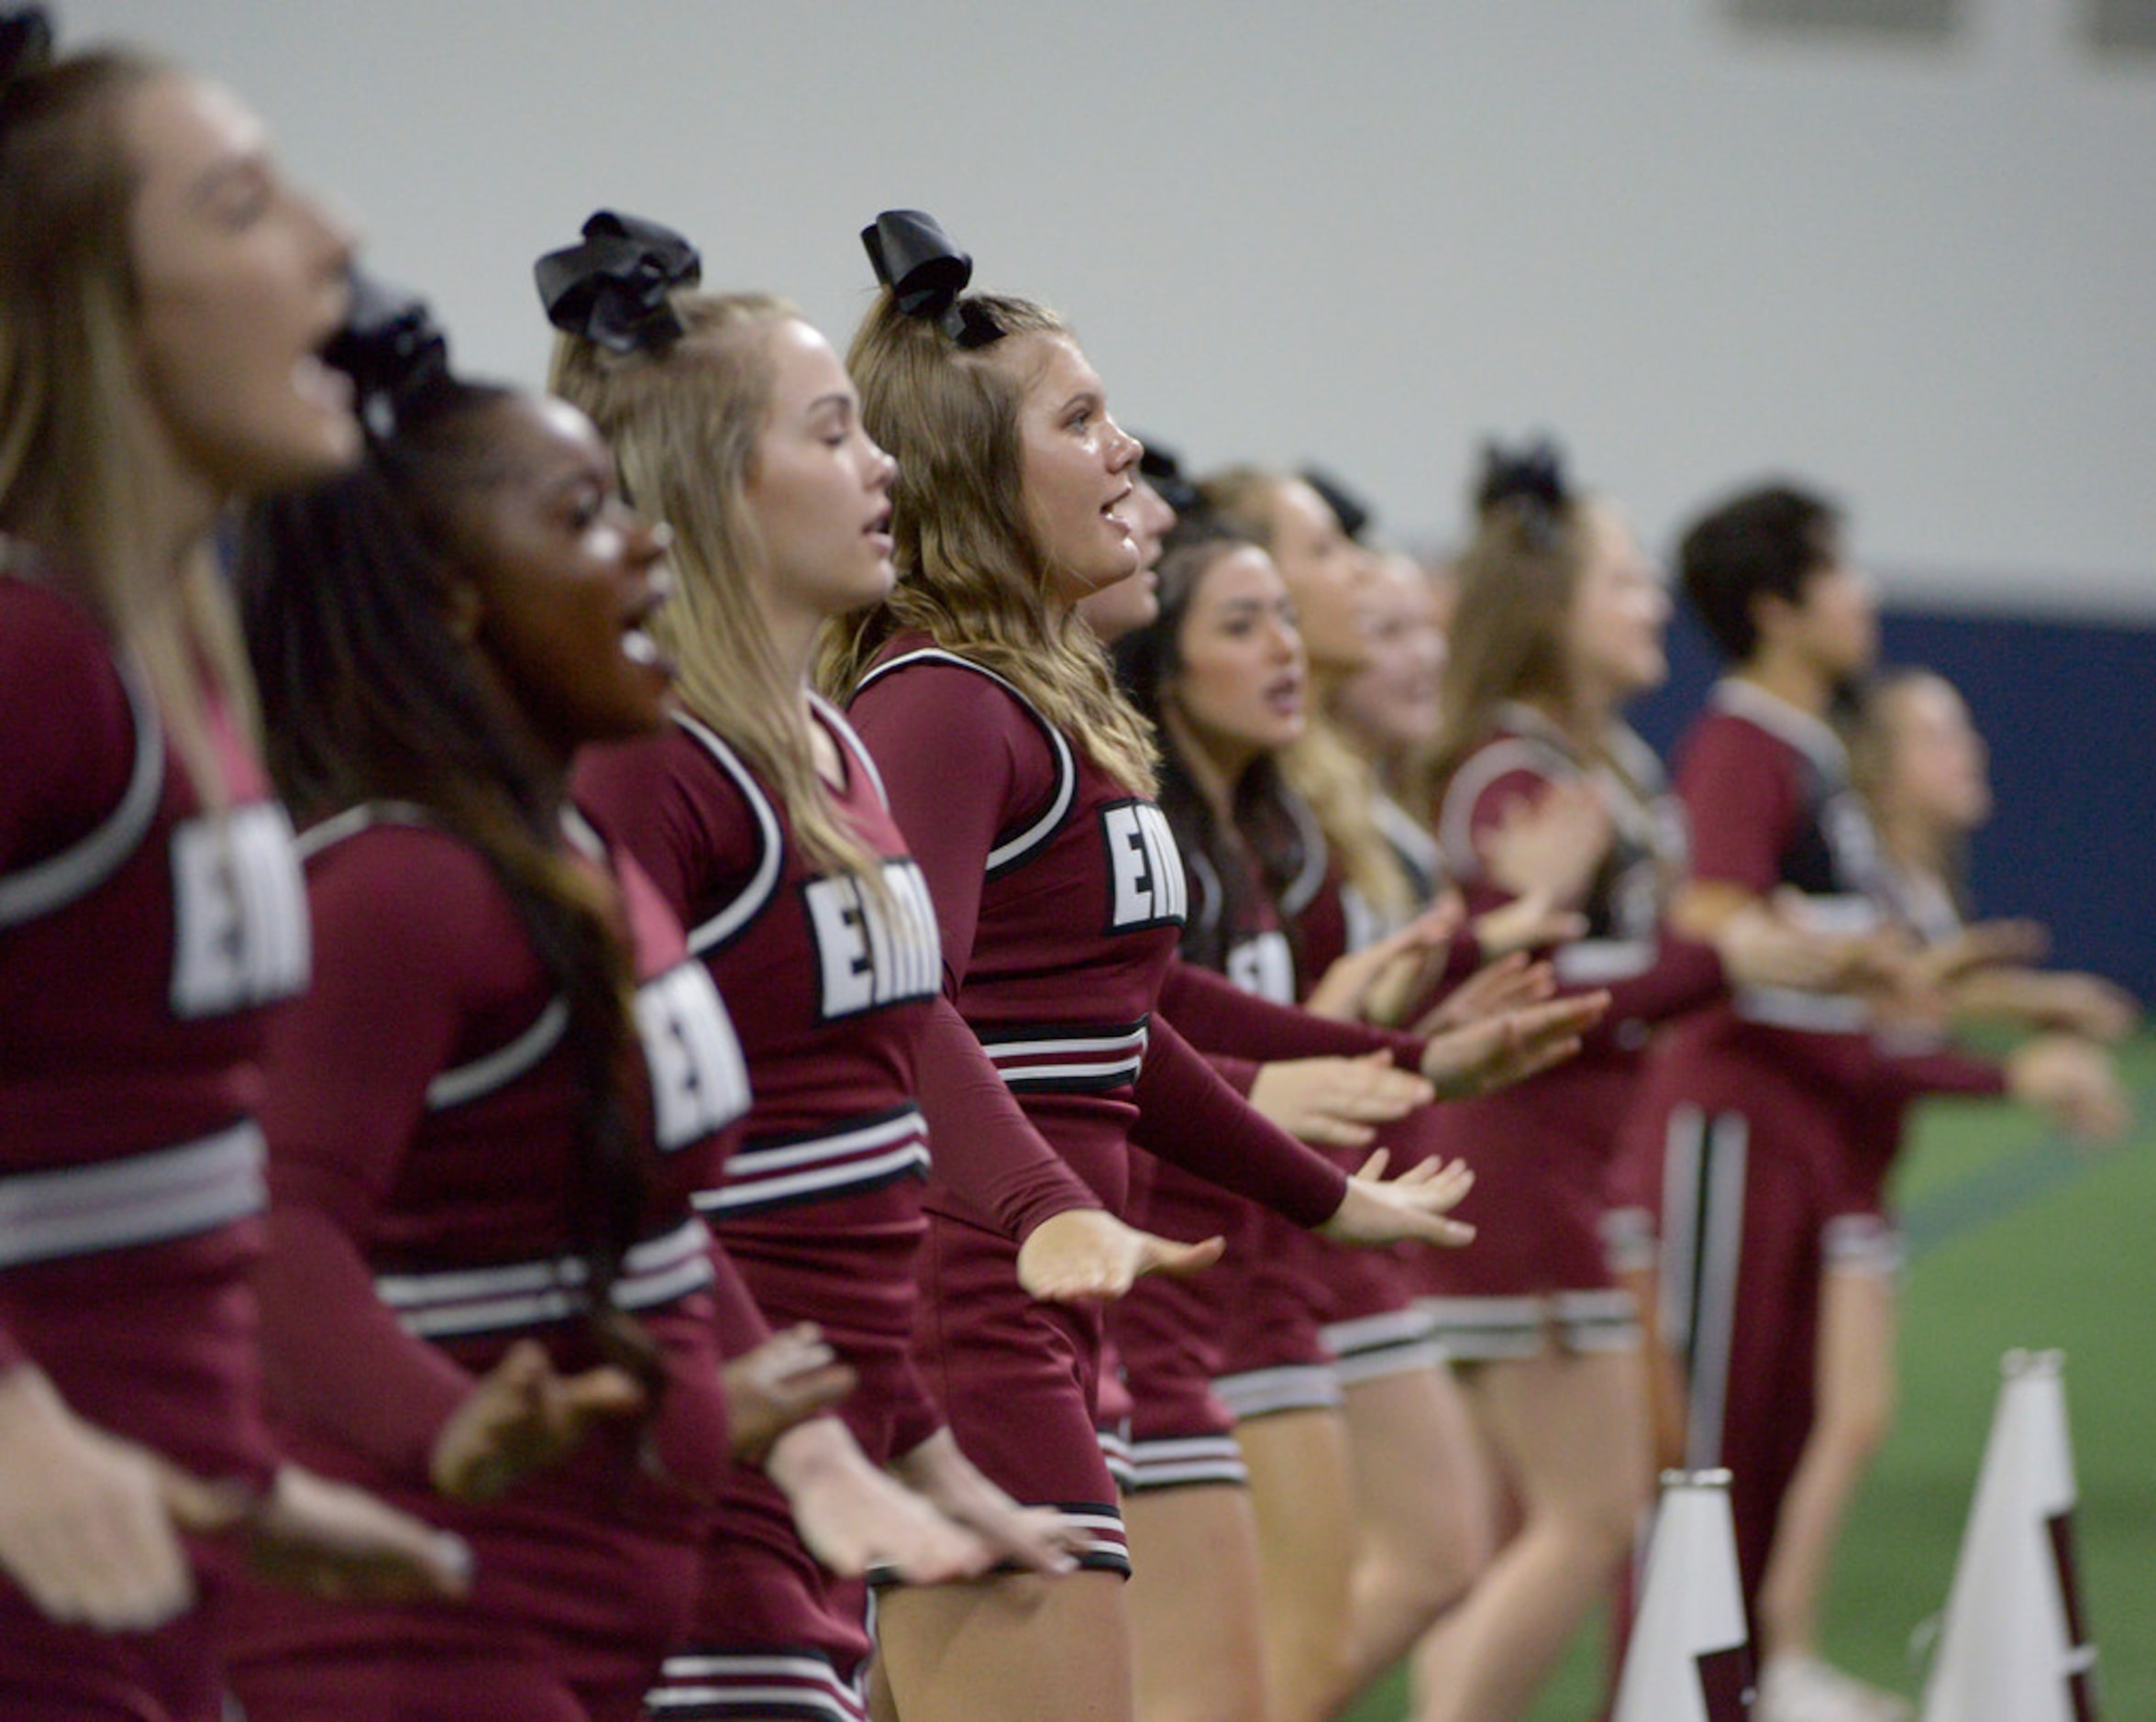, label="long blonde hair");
[1197,463,1413,921]
[0,49,255,801]
[819,292,1156,797]
[551,293,884,885]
